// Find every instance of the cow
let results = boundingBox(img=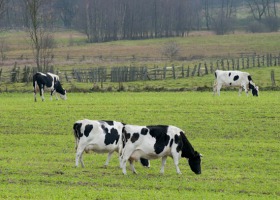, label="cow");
[121,124,202,175]
[33,72,67,102]
[73,119,124,168]
[213,70,259,96]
